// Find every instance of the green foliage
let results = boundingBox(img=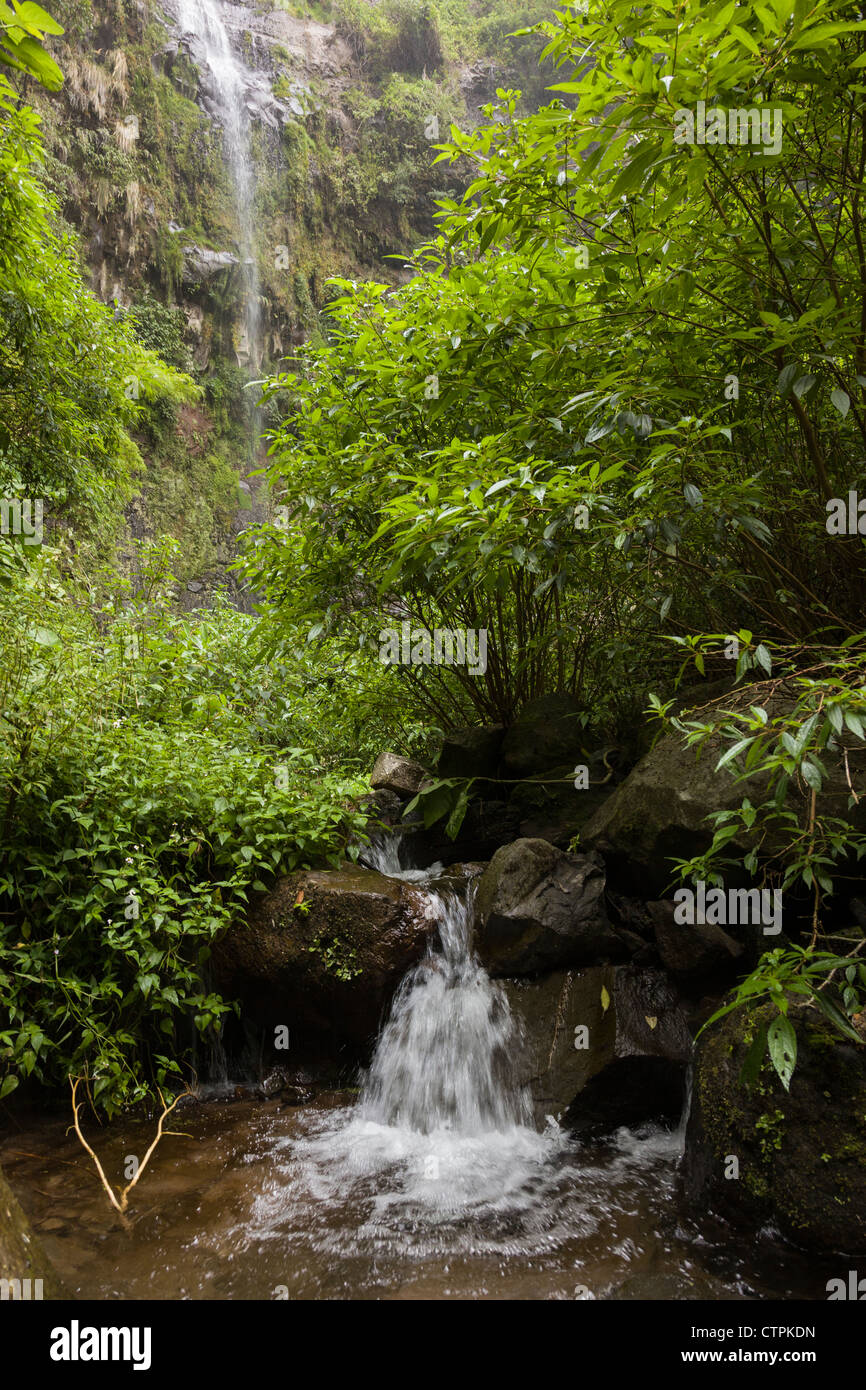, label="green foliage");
[0,545,371,1114]
[307,934,361,981]
[698,945,866,1089]
[125,293,193,373]
[0,64,196,536]
[649,640,866,910]
[0,0,64,89]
